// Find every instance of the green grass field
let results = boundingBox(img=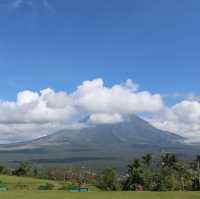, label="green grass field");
[1,175,200,199]
[0,175,58,190]
[0,191,200,199]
